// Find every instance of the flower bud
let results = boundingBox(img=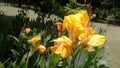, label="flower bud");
[38,45,46,54]
[24,27,31,34]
